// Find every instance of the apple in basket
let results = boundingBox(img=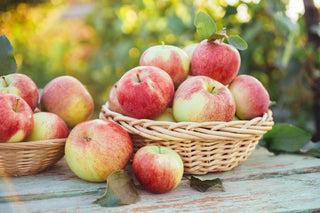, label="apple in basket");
[0,93,34,143]
[40,75,94,128]
[26,112,69,141]
[190,39,241,85]
[108,81,126,115]
[132,145,184,193]
[65,119,133,182]
[172,75,236,122]
[229,74,270,120]
[0,73,39,111]
[116,66,174,119]
[139,44,190,88]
